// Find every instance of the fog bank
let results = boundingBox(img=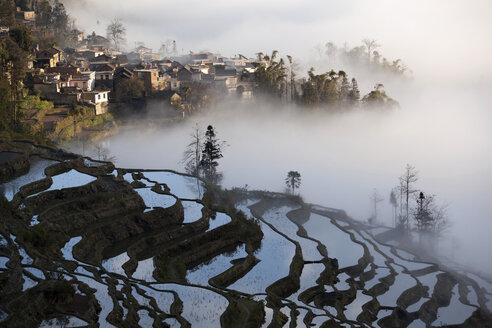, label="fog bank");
[92,79,492,273]
[62,0,492,273]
